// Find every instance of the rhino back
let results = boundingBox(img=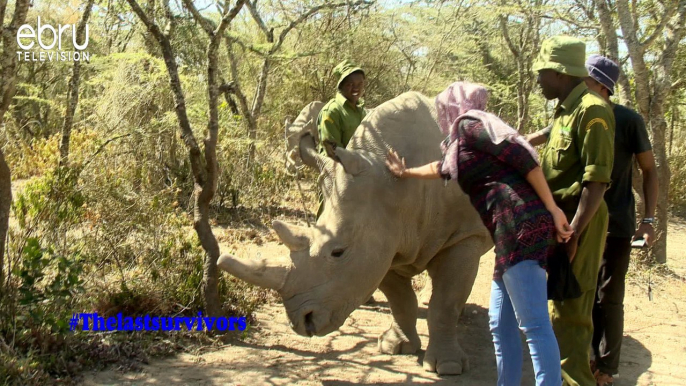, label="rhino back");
[345,92,492,273]
[348,92,442,167]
